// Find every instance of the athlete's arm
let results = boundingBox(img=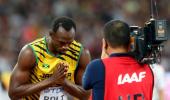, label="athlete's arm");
[63,48,91,99]
[8,45,67,100]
